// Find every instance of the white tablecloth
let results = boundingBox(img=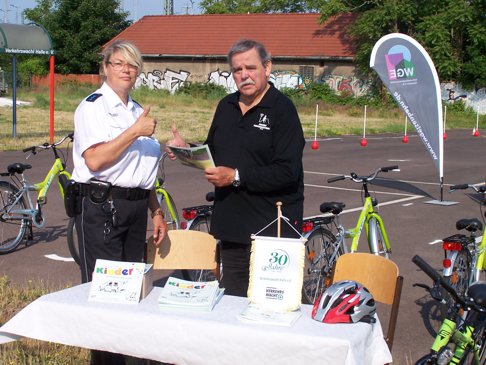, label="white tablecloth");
[0,283,392,365]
